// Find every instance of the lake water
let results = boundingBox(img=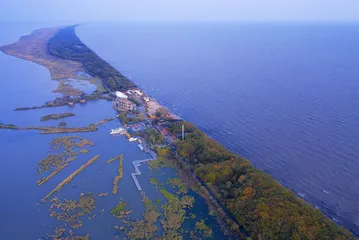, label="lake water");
[0,23,225,239]
[77,22,359,234]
